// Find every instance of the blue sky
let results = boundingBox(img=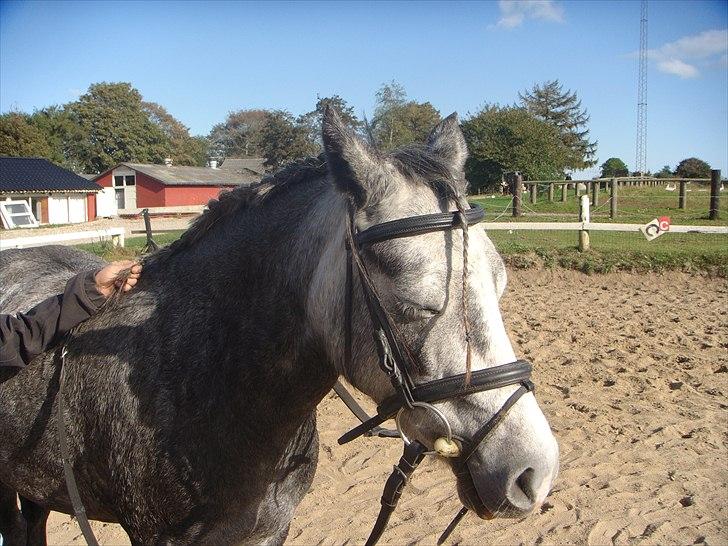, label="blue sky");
[1,0,726,177]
